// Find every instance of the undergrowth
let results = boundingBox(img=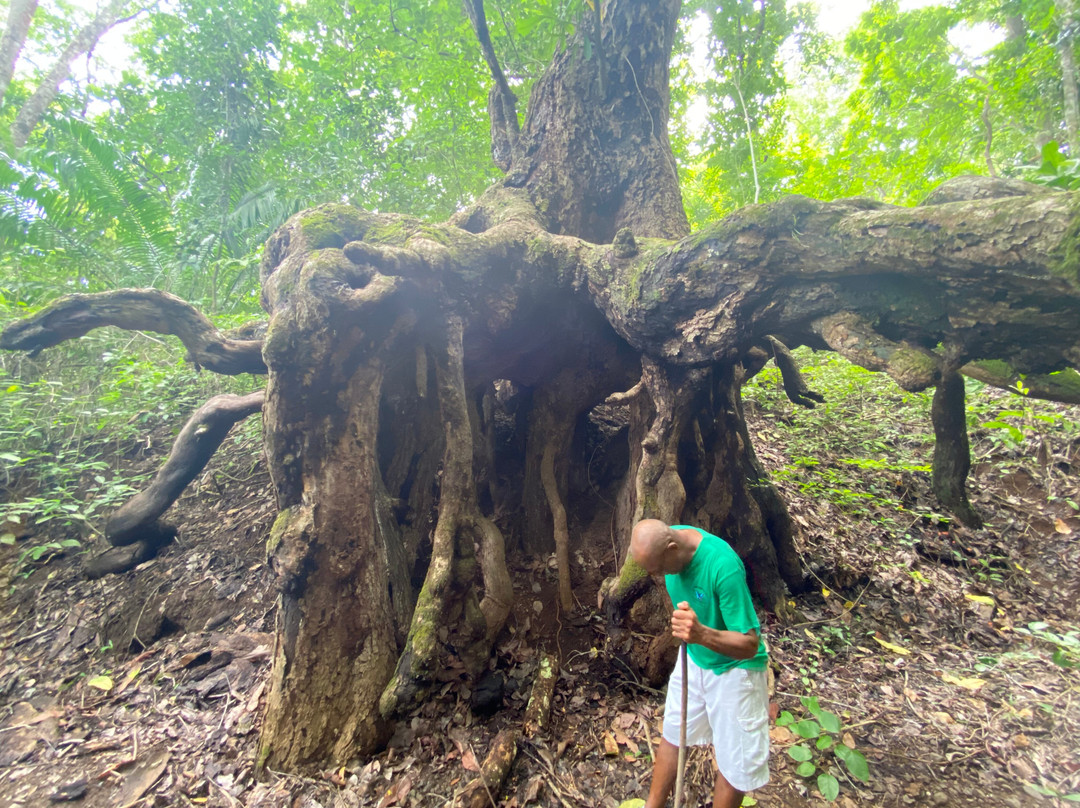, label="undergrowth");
[0,303,264,566]
[743,349,1080,531]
